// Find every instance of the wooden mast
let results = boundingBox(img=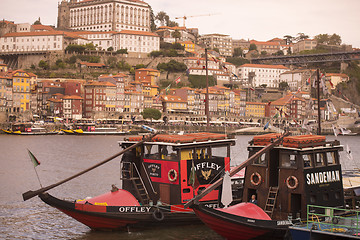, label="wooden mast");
[205,48,210,128]
[22,132,157,201]
[317,69,321,135]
